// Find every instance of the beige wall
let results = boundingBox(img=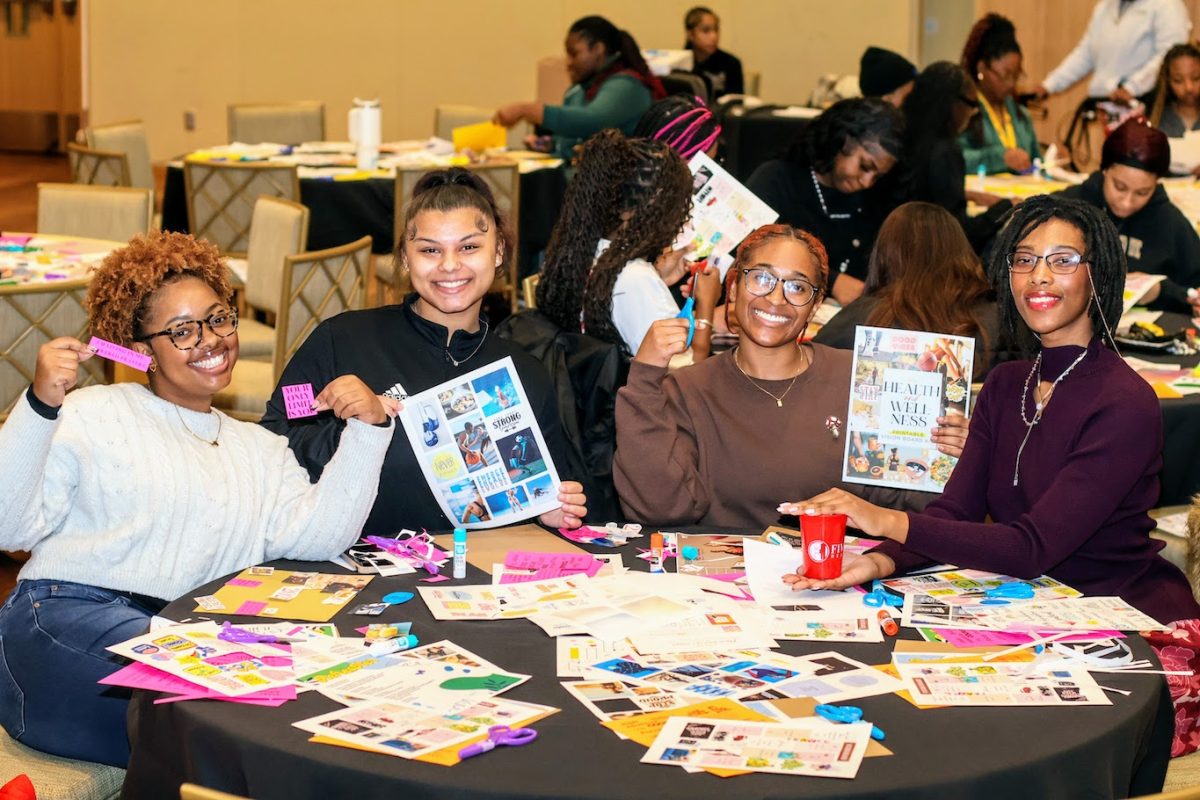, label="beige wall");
[87,0,918,161]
